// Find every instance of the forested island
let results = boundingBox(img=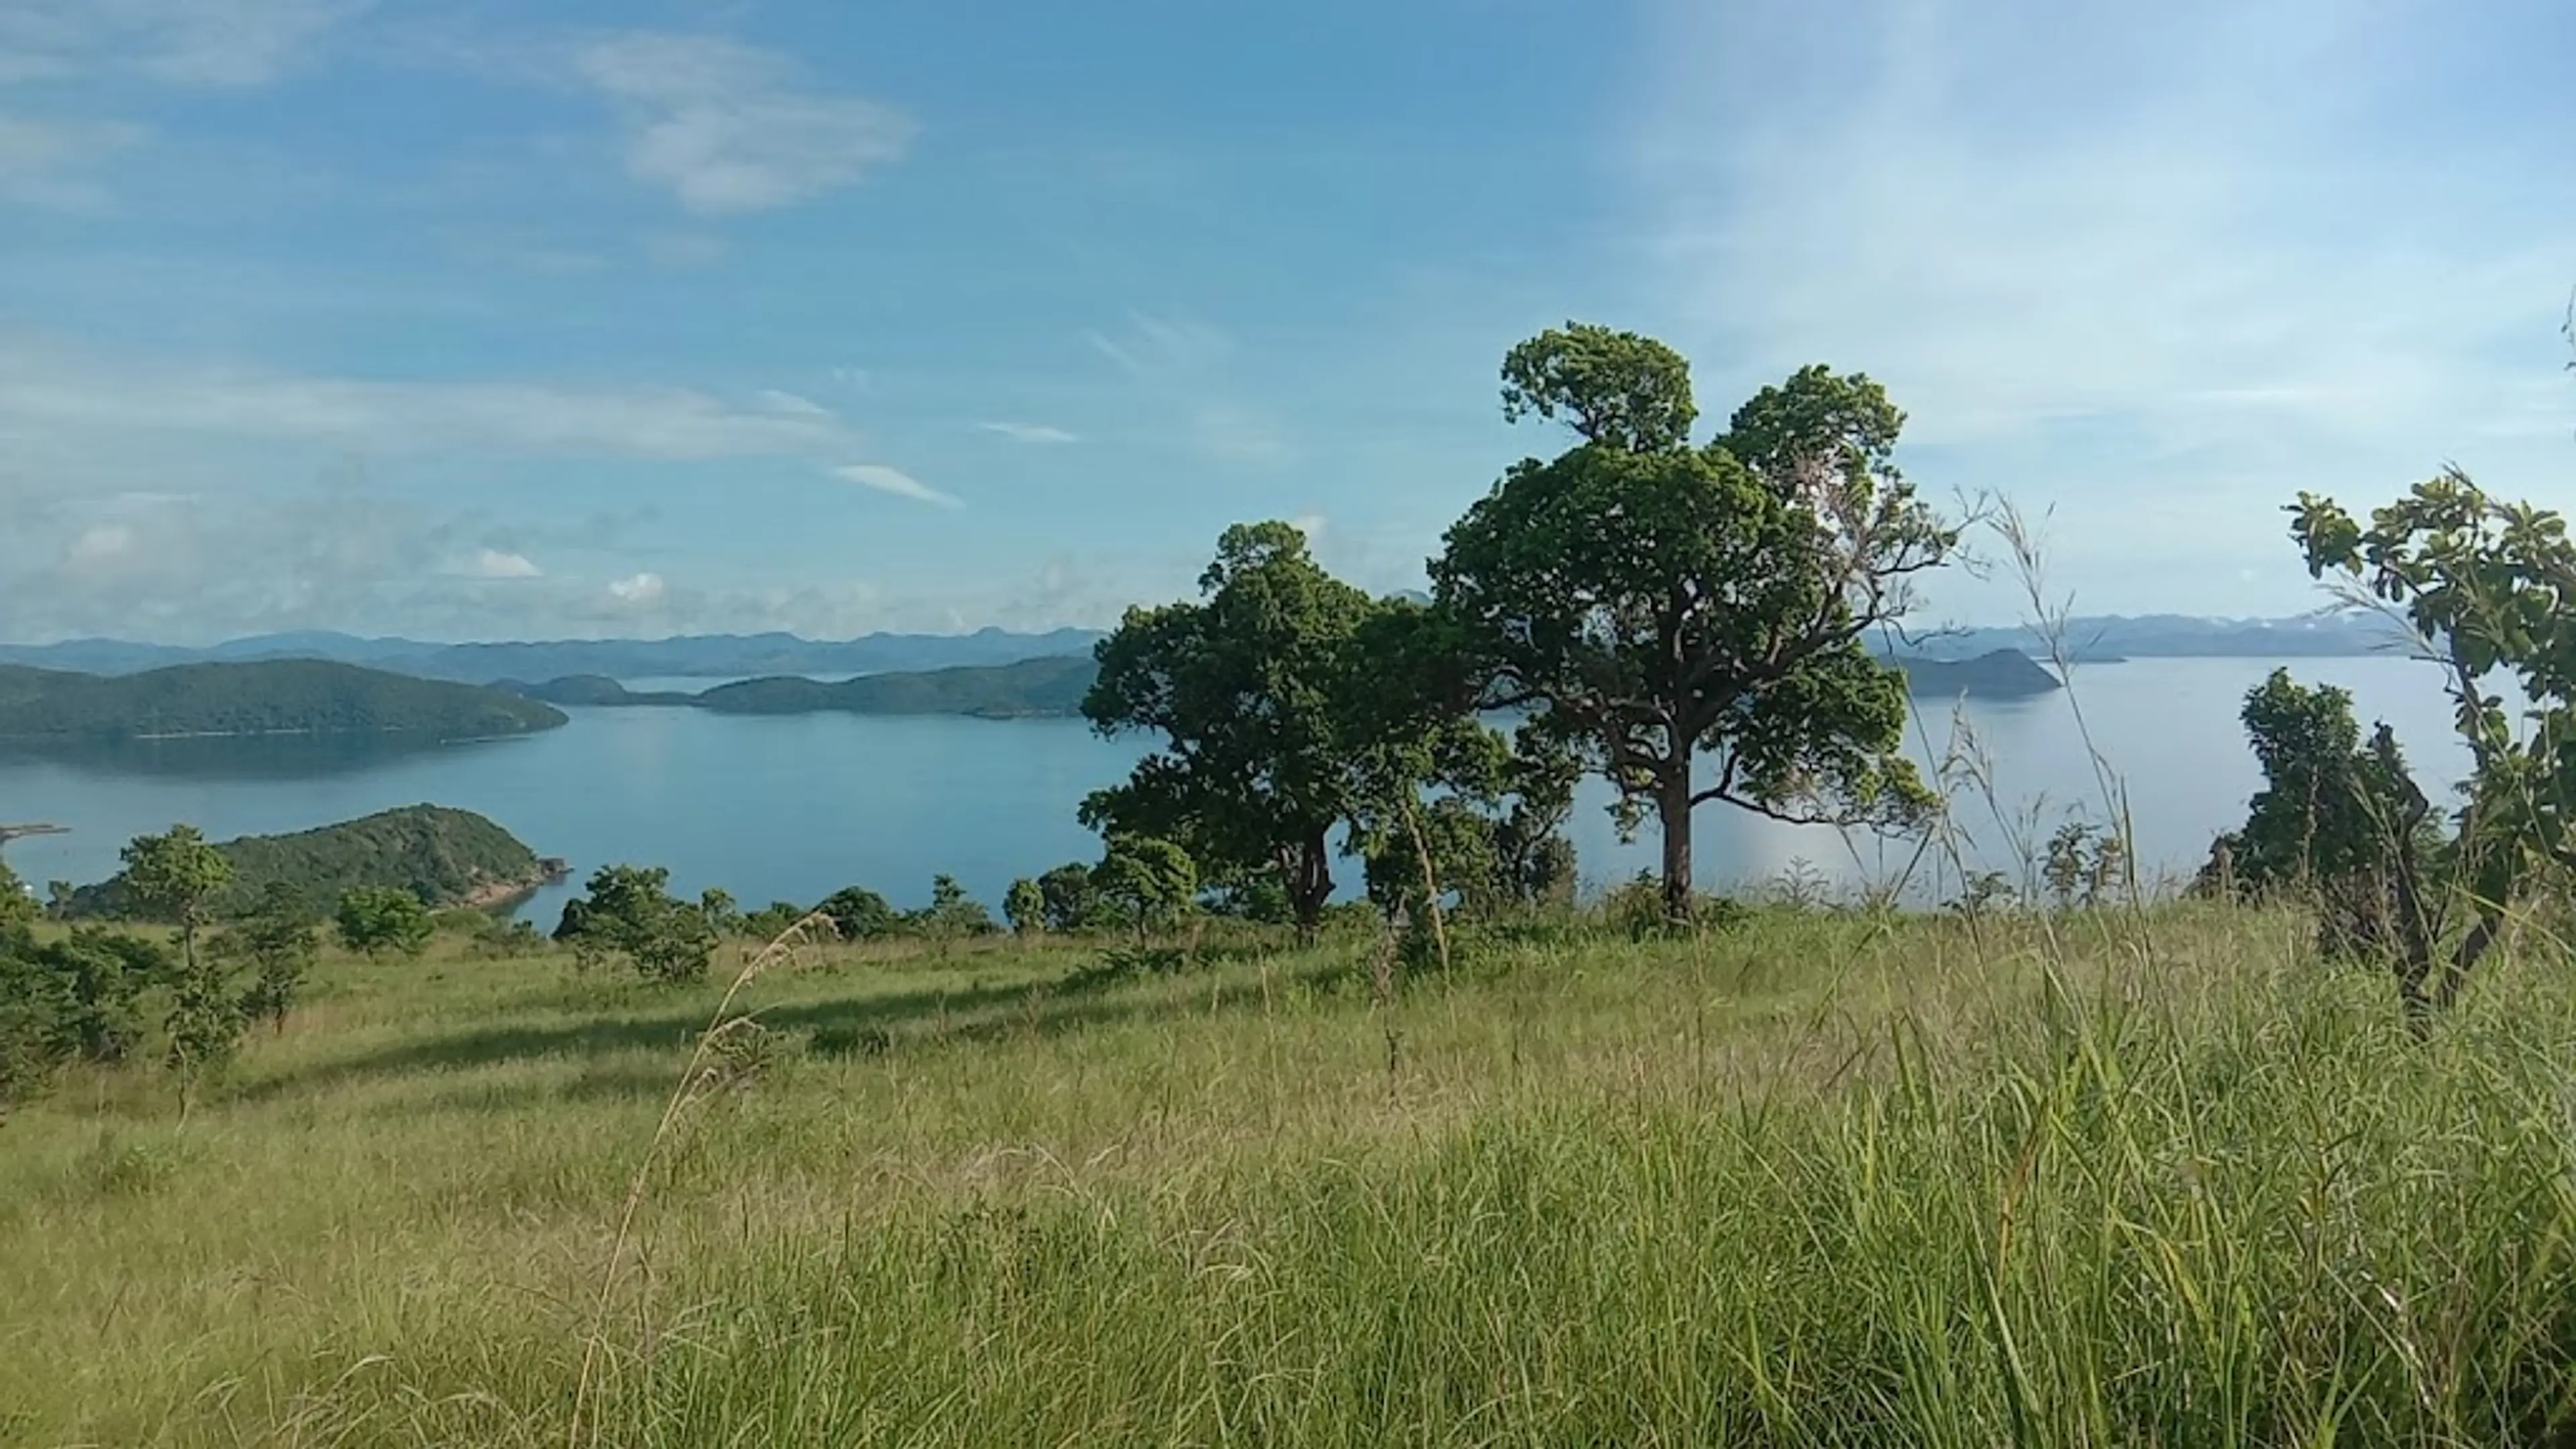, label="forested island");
[0,660,566,742]
[497,648,2056,720]
[496,655,1097,717]
[60,804,562,918]
[1888,649,2063,699]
